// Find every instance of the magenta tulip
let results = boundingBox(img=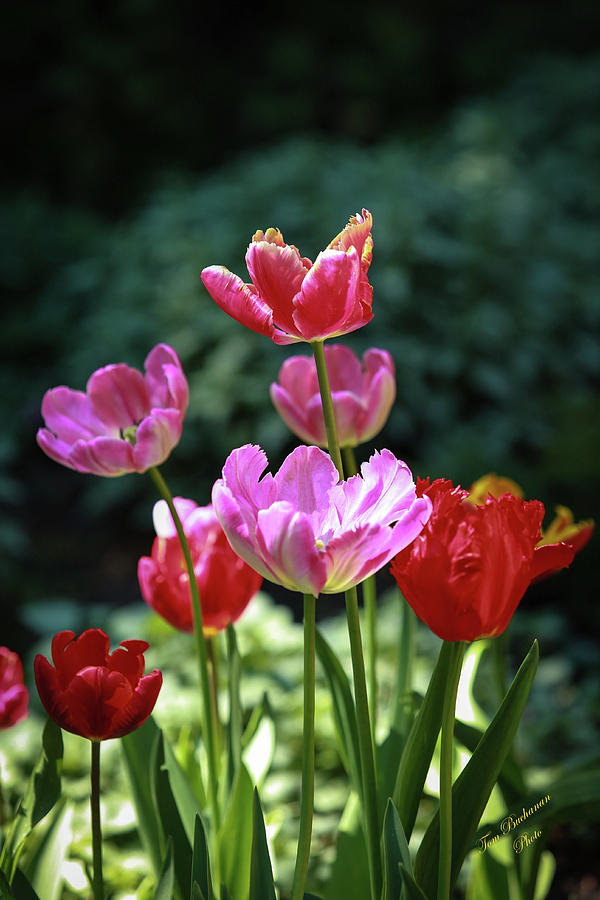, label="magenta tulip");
[0,647,29,730]
[212,444,431,596]
[270,344,396,448]
[201,211,373,345]
[37,344,188,476]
